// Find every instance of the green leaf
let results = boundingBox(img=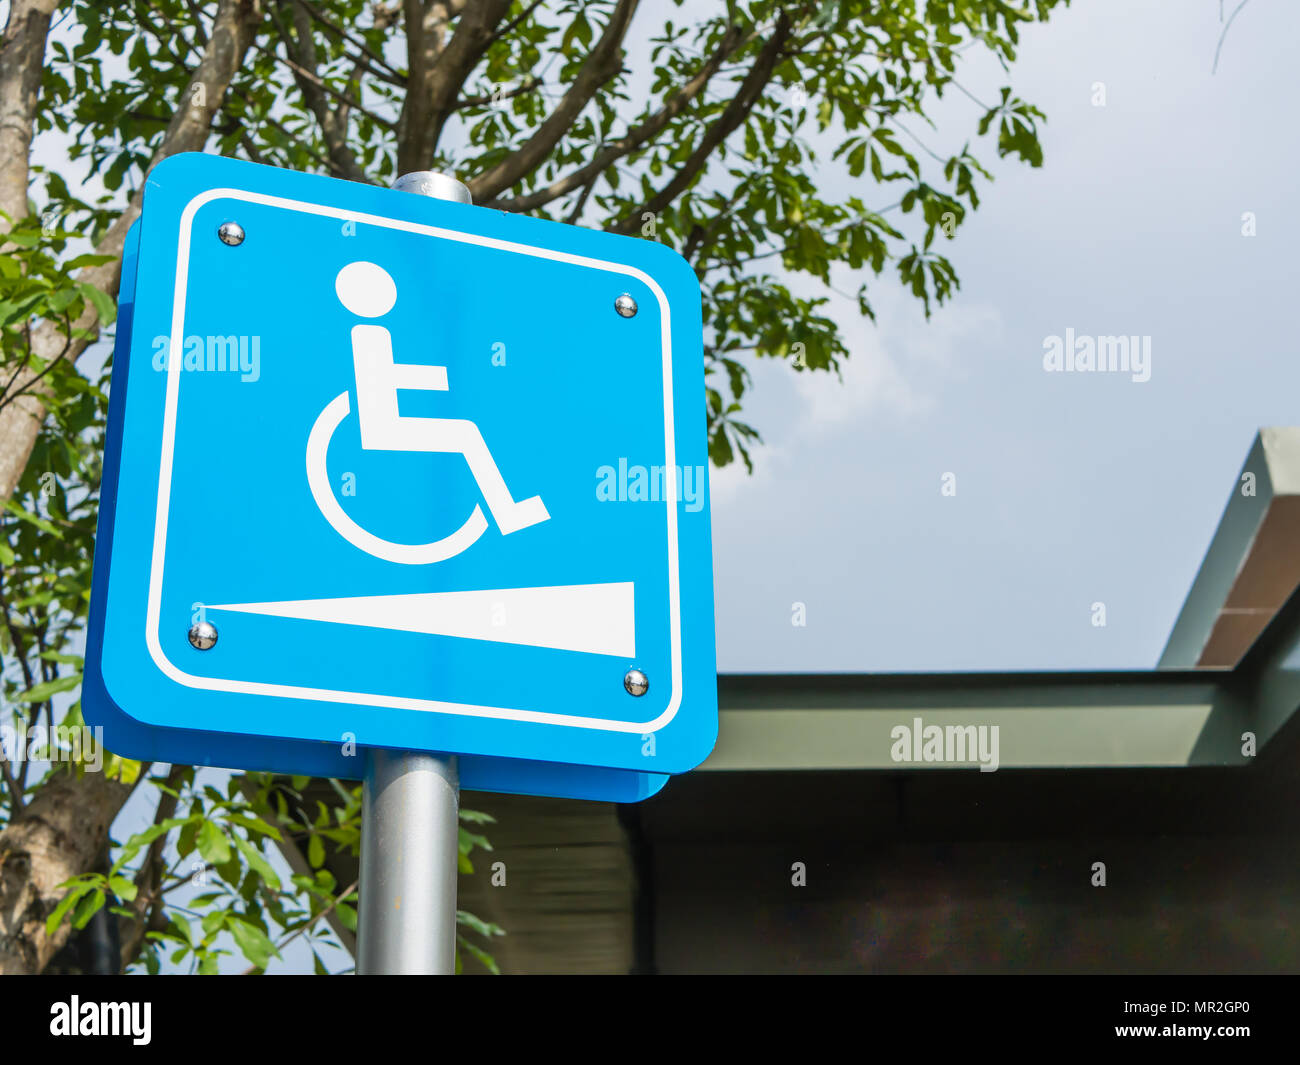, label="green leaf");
[64,253,116,270]
[177,819,200,859]
[457,934,501,975]
[229,917,279,969]
[38,650,83,666]
[197,820,231,865]
[108,875,139,902]
[846,139,867,177]
[234,835,282,891]
[170,915,195,947]
[45,880,96,936]
[456,909,504,939]
[110,817,189,875]
[225,813,282,841]
[459,826,492,856]
[77,281,116,325]
[215,855,242,886]
[15,674,80,702]
[71,887,106,929]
